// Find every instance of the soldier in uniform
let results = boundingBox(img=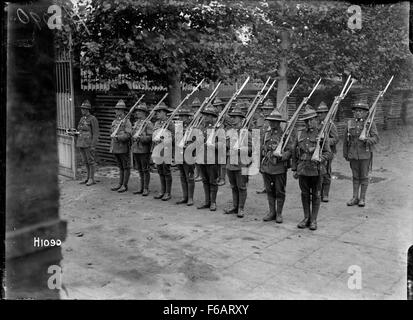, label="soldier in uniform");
[175,107,196,206]
[196,104,222,211]
[260,109,291,223]
[291,106,332,230]
[256,99,275,194]
[152,102,174,201]
[224,102,252,218]
[76,100,100,186]
[110,99,132,193]
[316,101,339,202]
[131,102,153,196]
[343,101,379,207]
